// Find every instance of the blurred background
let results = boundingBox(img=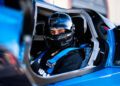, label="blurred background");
[41,0,120,26]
